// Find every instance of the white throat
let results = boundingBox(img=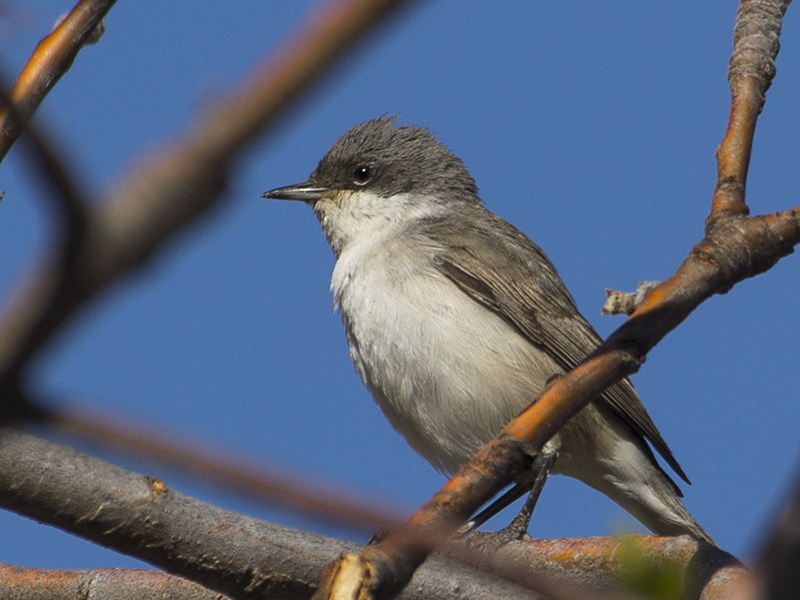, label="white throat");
[314,190,445,258]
